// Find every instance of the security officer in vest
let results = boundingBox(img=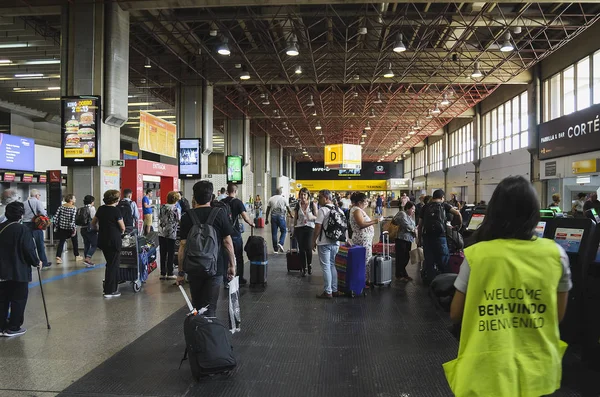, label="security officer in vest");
[445,176,572,397]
